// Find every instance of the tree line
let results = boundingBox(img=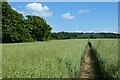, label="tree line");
[2,2,52,43]
[51,32,120,40]
[2,2,120,43]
